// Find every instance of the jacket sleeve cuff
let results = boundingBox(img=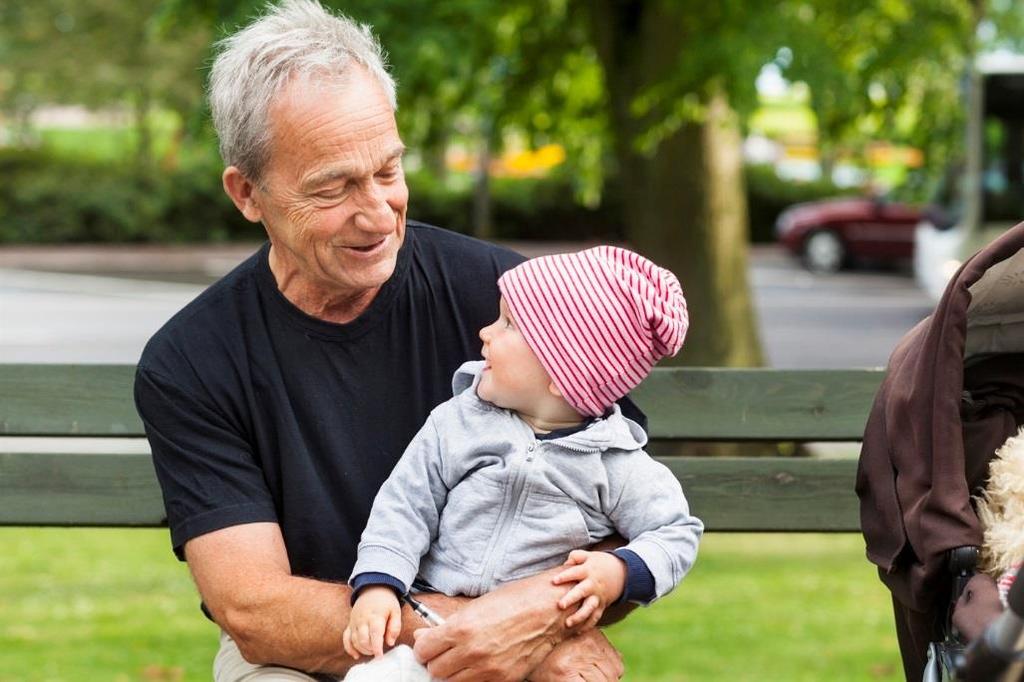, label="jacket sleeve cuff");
[350,572,408,605]
[610,548,656,605]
